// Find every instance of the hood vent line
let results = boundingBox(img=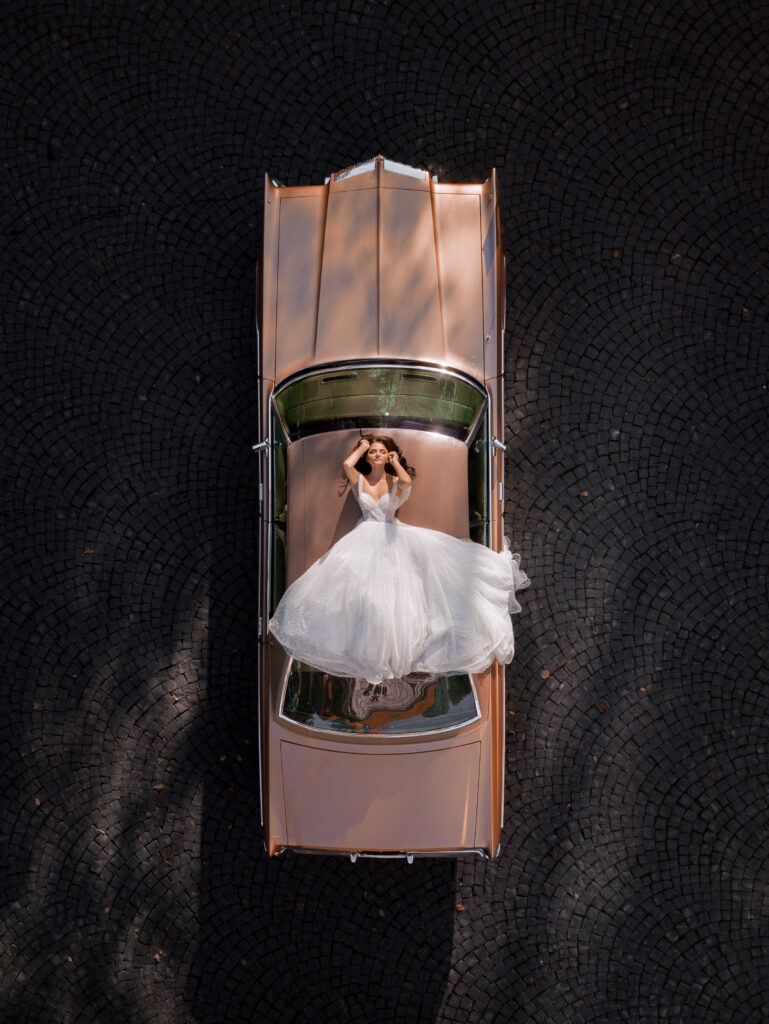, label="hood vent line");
[313,178,331,361]
[430,177,447,360]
